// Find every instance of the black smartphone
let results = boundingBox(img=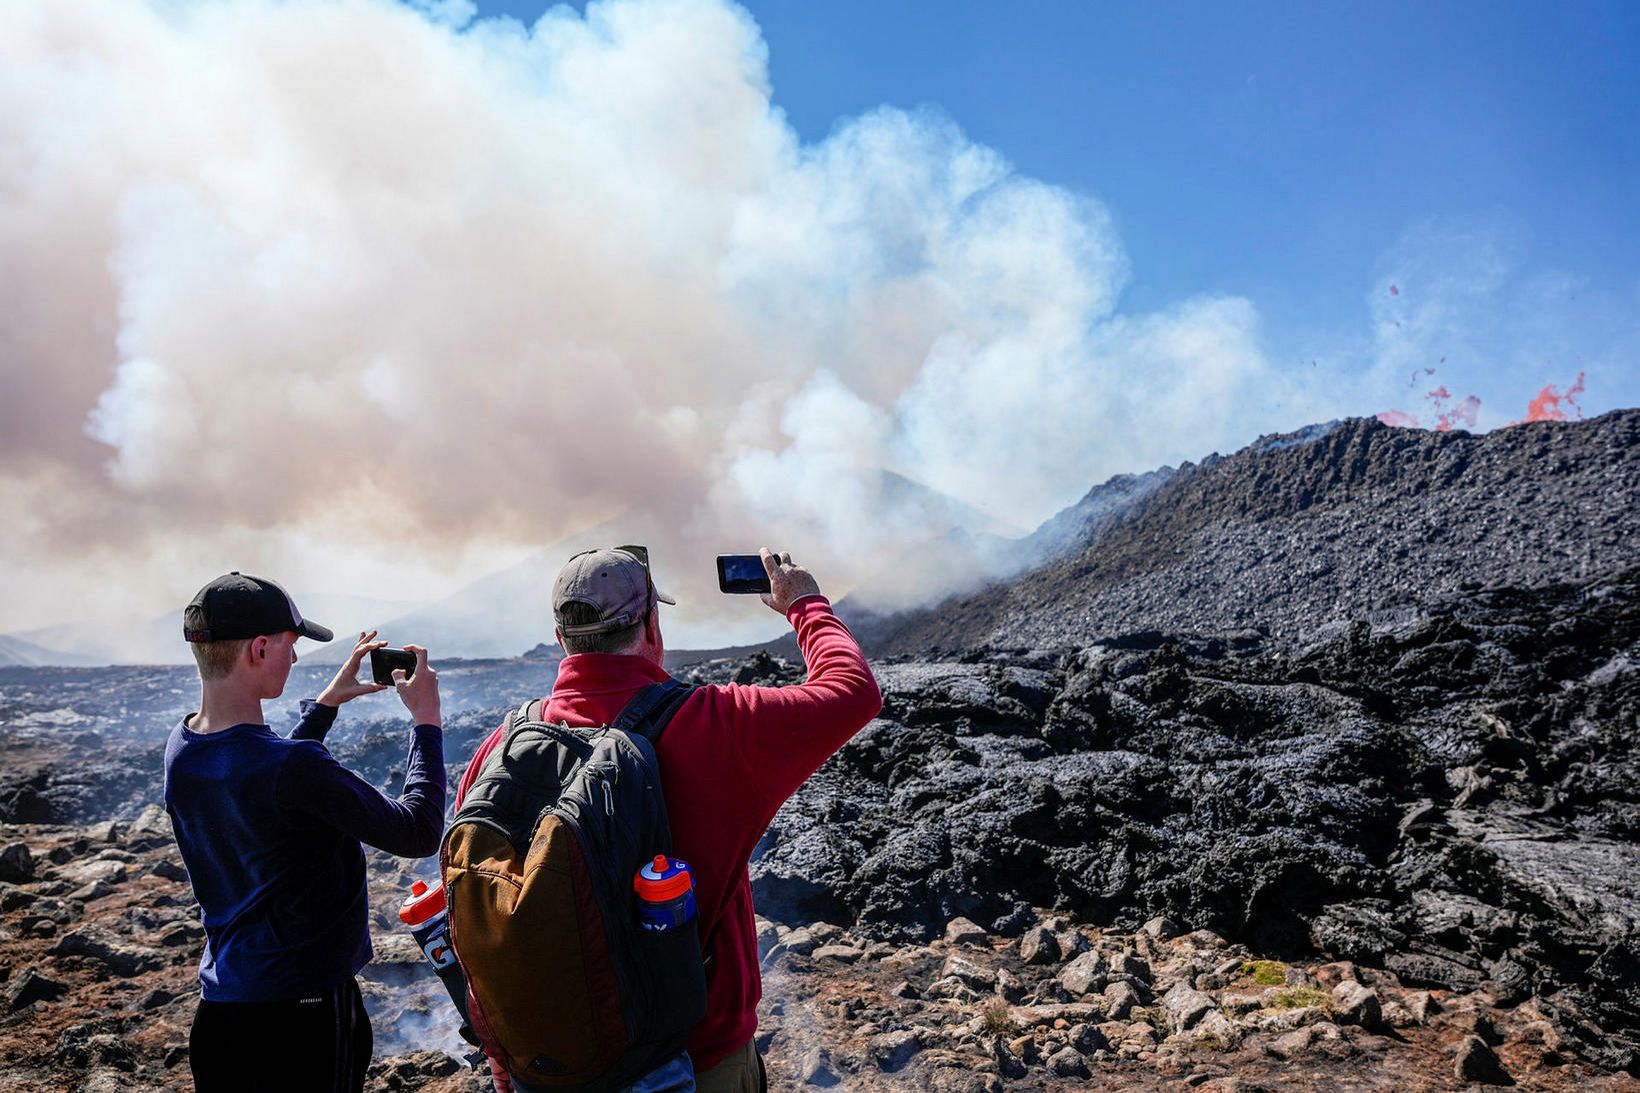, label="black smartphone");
[717,554,772,595]
[369,647,417,685]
